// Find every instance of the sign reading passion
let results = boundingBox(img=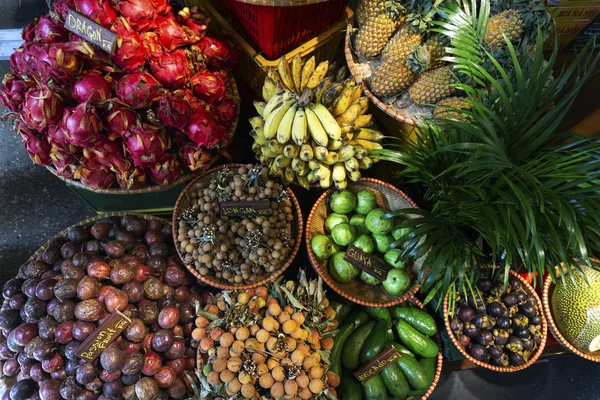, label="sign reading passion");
[344,245,390,281]
[76,311,131,361]
[64,10,118,54]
